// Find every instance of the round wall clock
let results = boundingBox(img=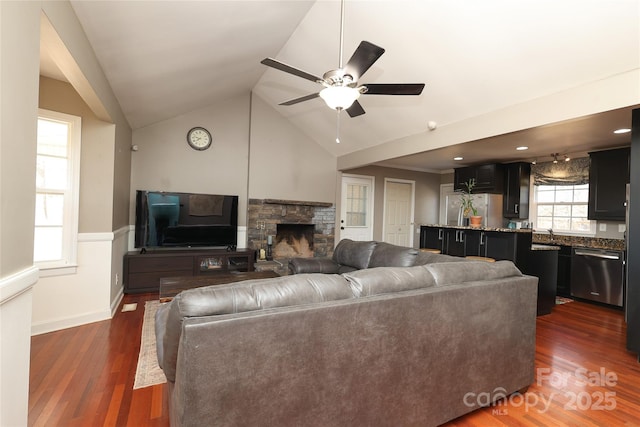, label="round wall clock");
[186,127,212,151]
